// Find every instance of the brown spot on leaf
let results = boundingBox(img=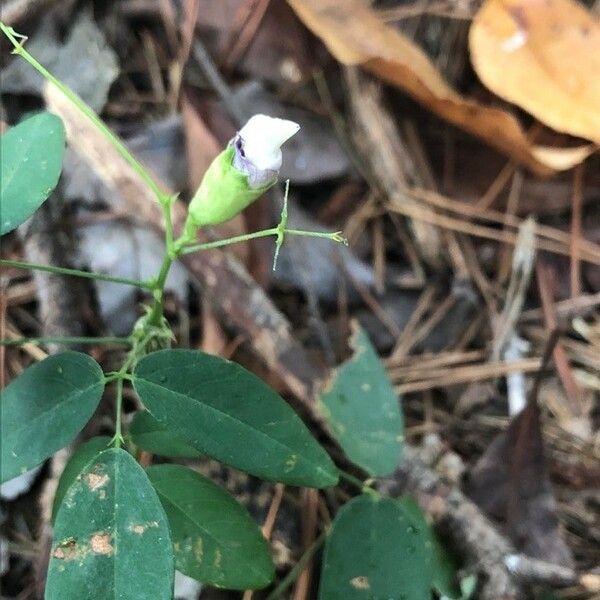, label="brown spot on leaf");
[194,538,204,562]
[52,538,80,561]
[128,521,159,535]
[350,576,370,589]
[86,472,109,492]
[129,524,146,535]
[90,533,113,555]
